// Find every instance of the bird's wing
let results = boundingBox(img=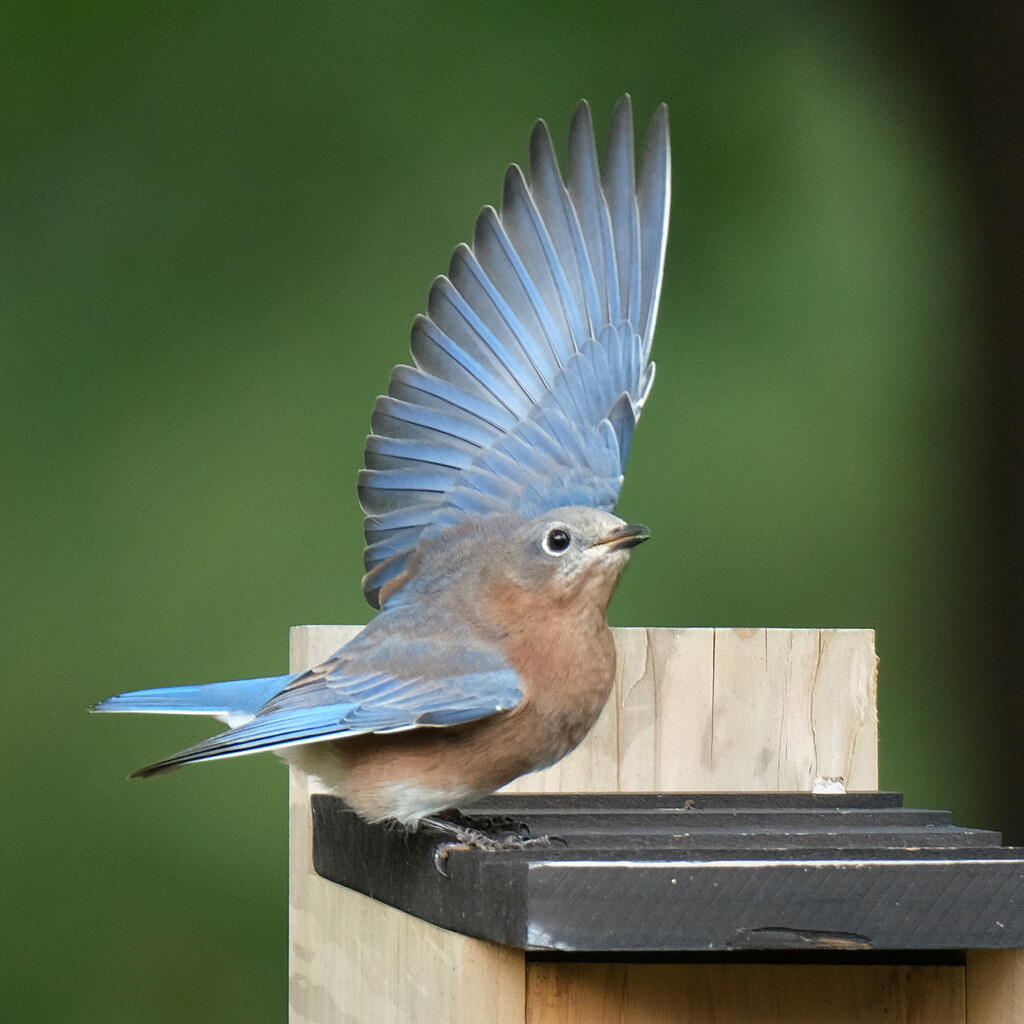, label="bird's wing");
[130,613,522,775]
[359,95,671,607]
